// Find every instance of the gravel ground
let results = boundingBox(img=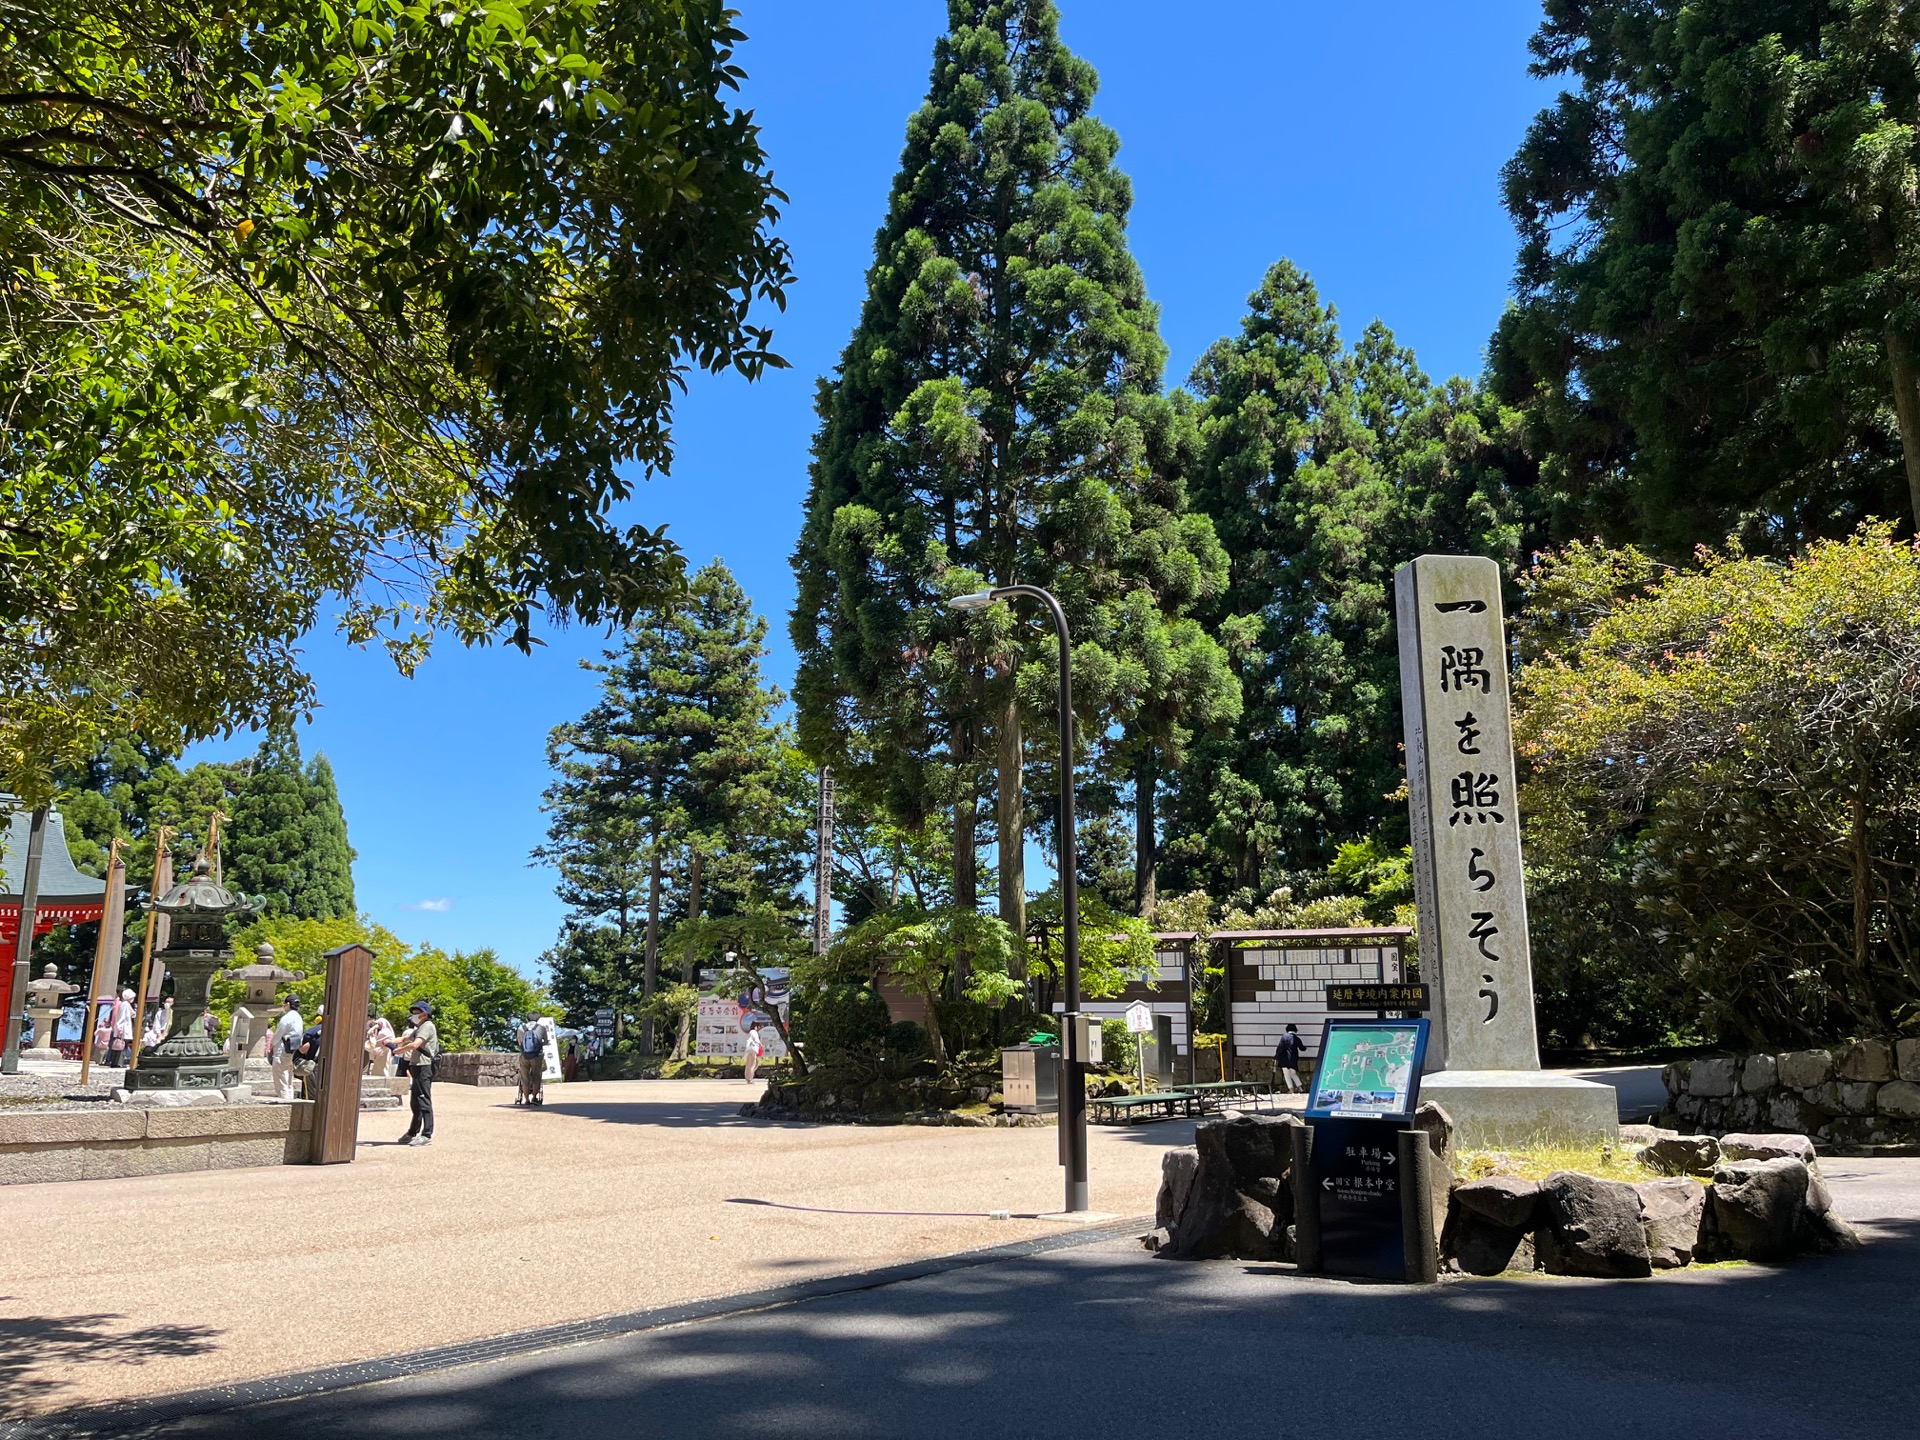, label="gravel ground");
[0,1077,1181,1420]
